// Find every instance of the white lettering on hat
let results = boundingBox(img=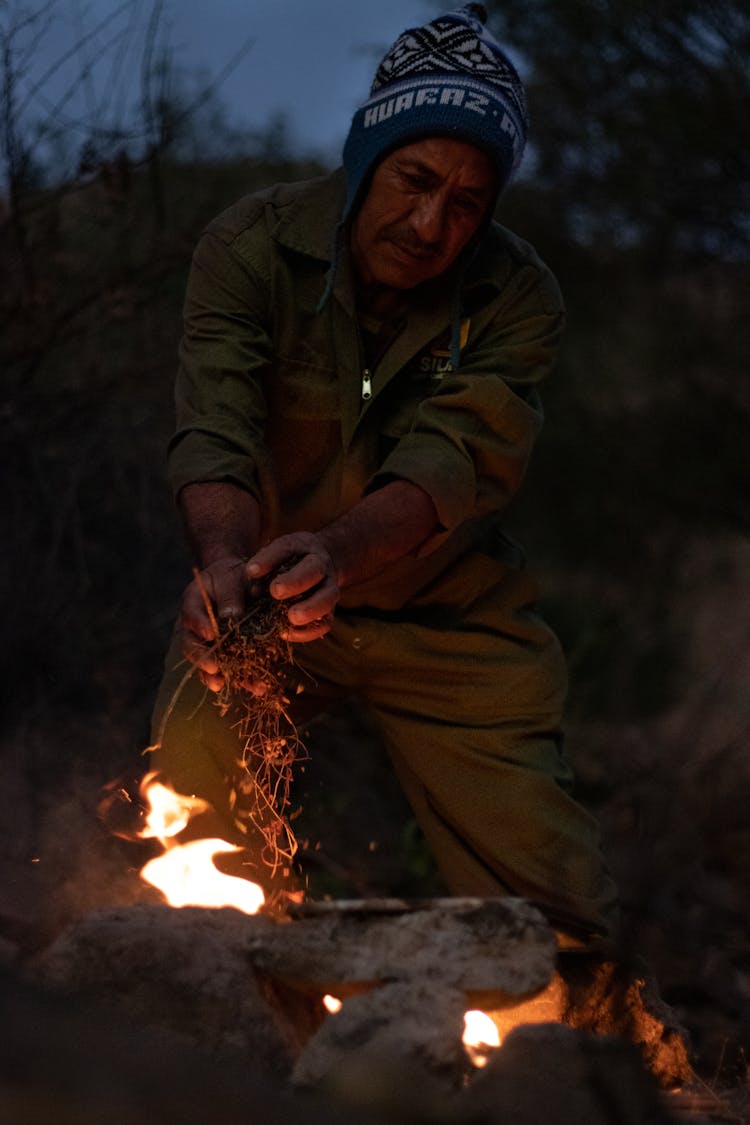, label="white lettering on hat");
[364,99,396,127]
[363,83,494,128]
[465,91,489,115]
[415,87,439,106]
[439,87,465,107]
